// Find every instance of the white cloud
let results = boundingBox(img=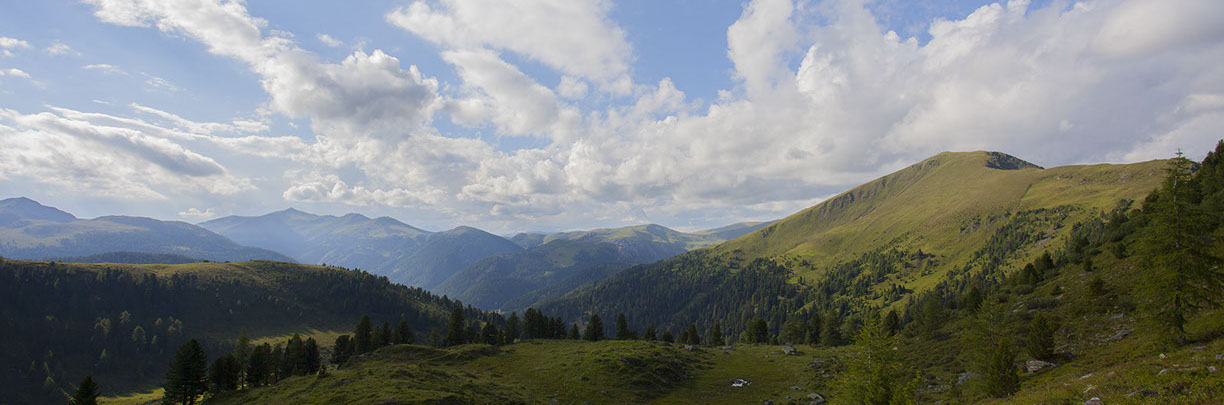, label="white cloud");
[0,108,253,199]
[45,41,76,56]
[317,33,343,47]
[82,64,126,74]
[0,68,31,79]
[63,0,1224,232]
[142,73,180,92]
[0,36,31,50]
[178,207,218,219]
[387,0,633,89]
